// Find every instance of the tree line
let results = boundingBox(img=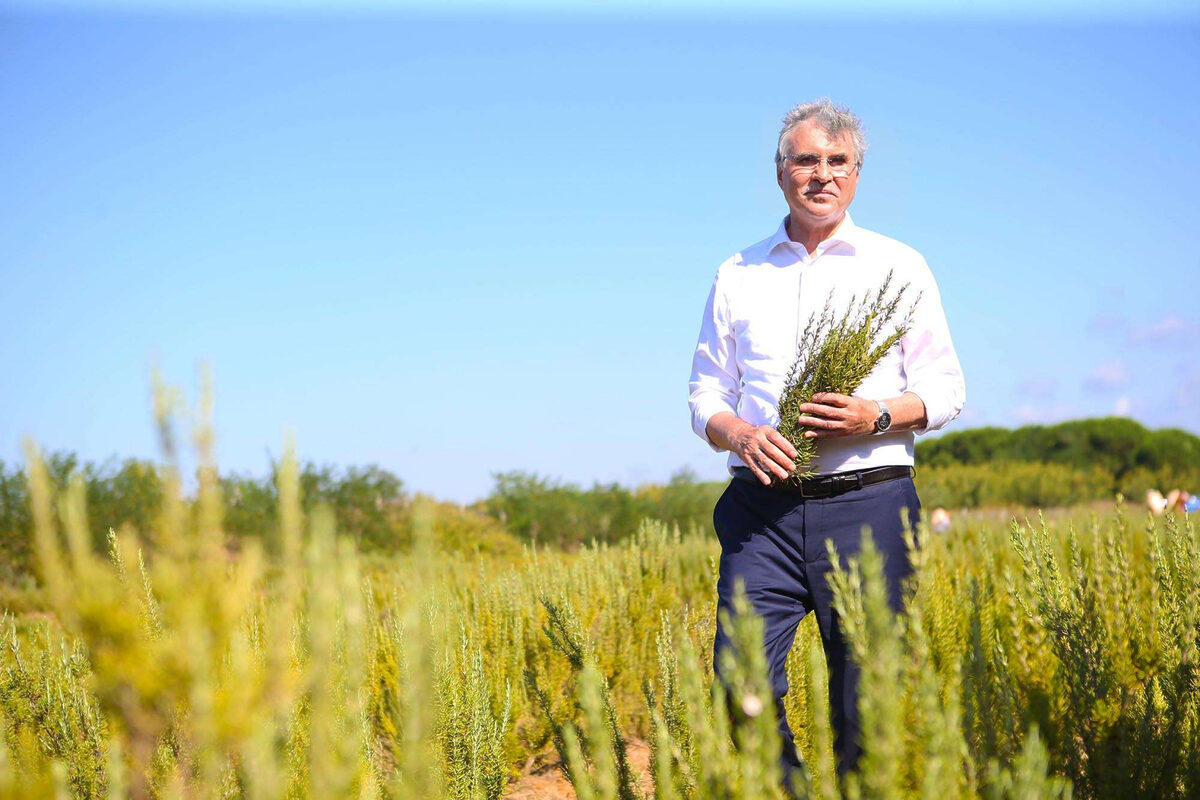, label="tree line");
[0,455,725,578]
[915,416,1200,479]
[2,417,1197,578]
